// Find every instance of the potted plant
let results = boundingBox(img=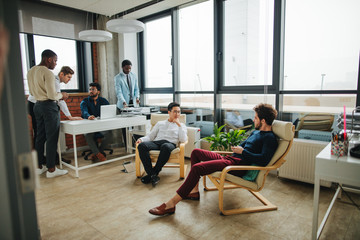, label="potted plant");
[201,123,249,151]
